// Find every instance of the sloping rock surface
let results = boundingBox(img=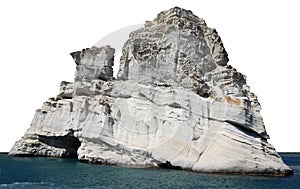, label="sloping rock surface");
[9,7,292,176]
